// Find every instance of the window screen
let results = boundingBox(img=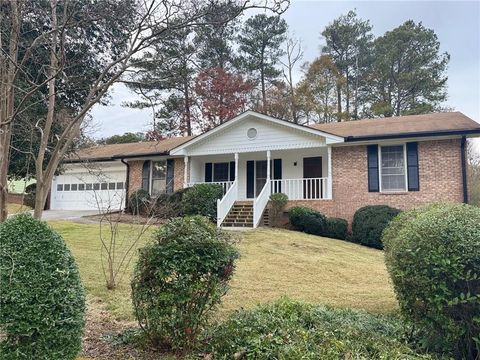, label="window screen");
[380,145,406,191]
[213,162,229,182]
[151,160,167,195]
